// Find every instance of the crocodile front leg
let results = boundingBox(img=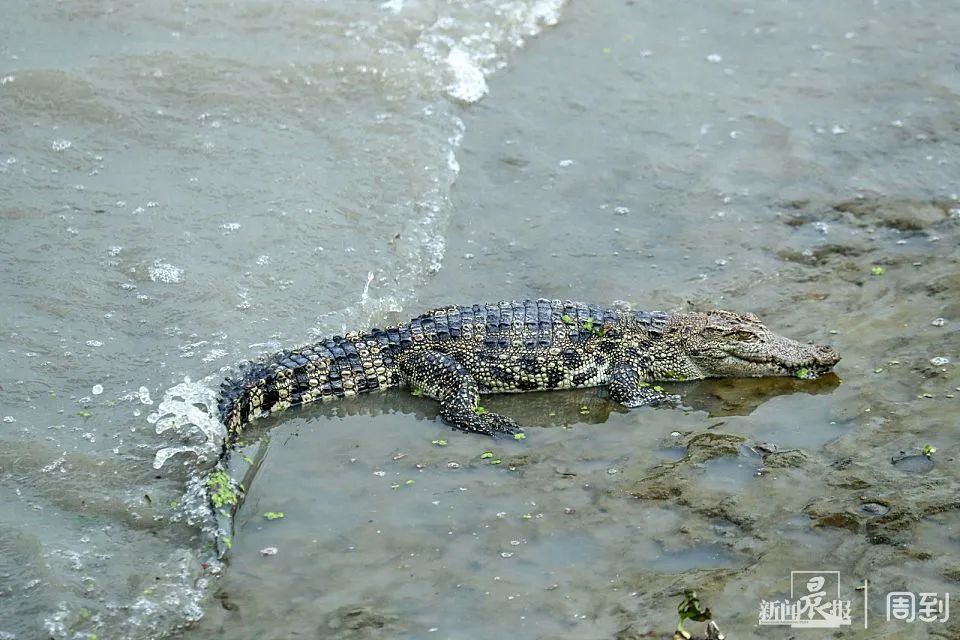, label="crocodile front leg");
[398,350,522,437]
[608,361,680,408]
